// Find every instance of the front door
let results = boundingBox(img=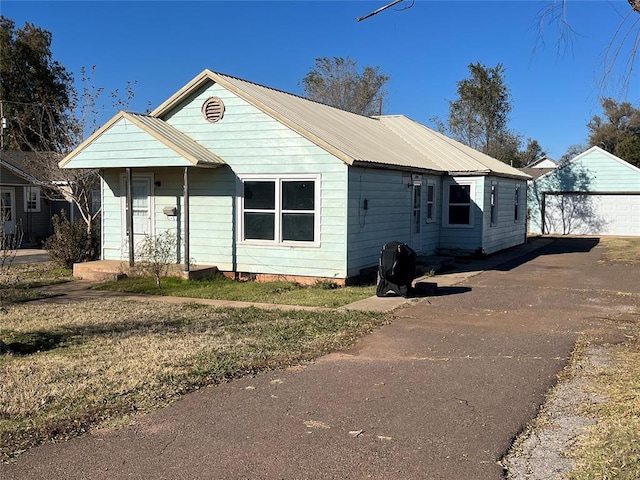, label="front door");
[410,182,422,252]
[122,175,153,251]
